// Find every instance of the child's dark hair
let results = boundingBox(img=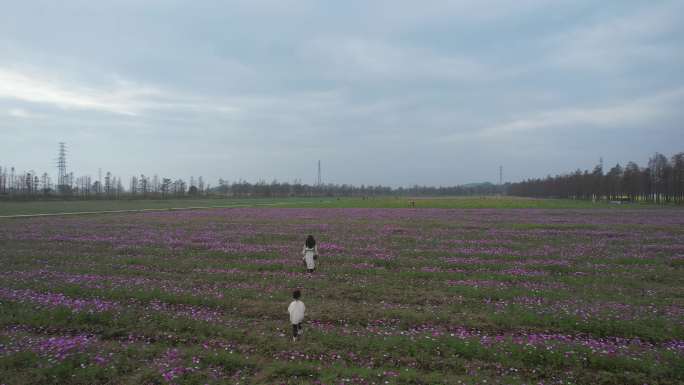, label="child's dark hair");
[292,289,301,299]
[305,235,316,249]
